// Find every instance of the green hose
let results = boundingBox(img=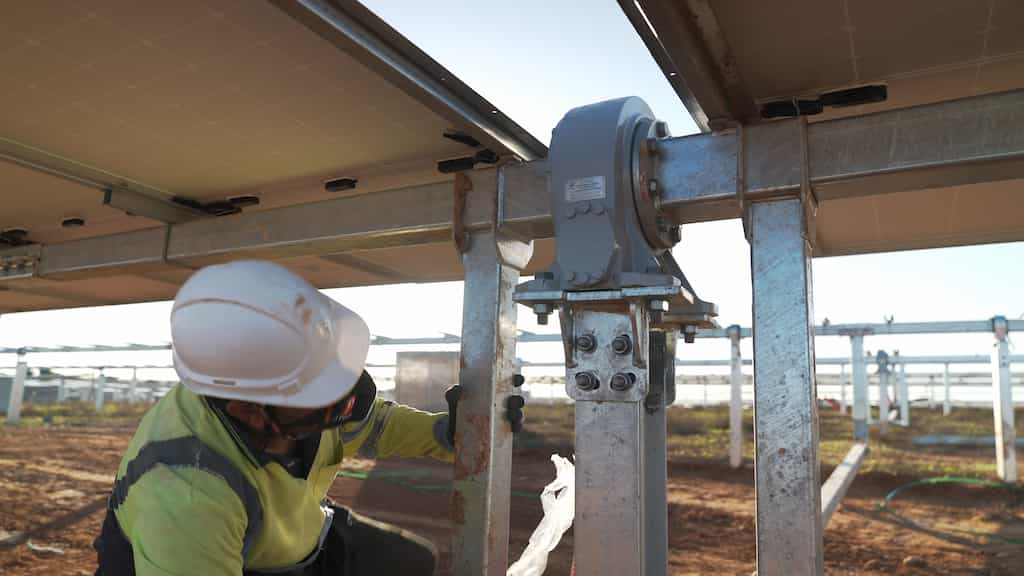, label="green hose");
[875,476,1024,544]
